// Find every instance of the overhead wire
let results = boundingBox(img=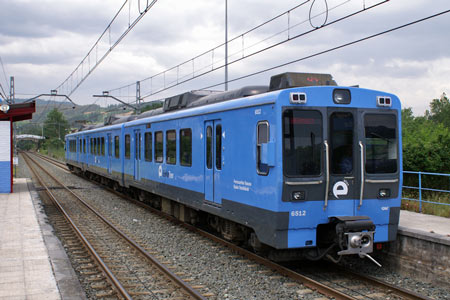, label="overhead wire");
[141,0,349,96]
[140,0,390,100]
[309,0,329,29]
[55,0,159,97]
[0,86,7,101]
[107,0,313,93]
[0,90,7,101]
[0,56,9,99]
[196,8,450,91]
[145,0,346,94]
